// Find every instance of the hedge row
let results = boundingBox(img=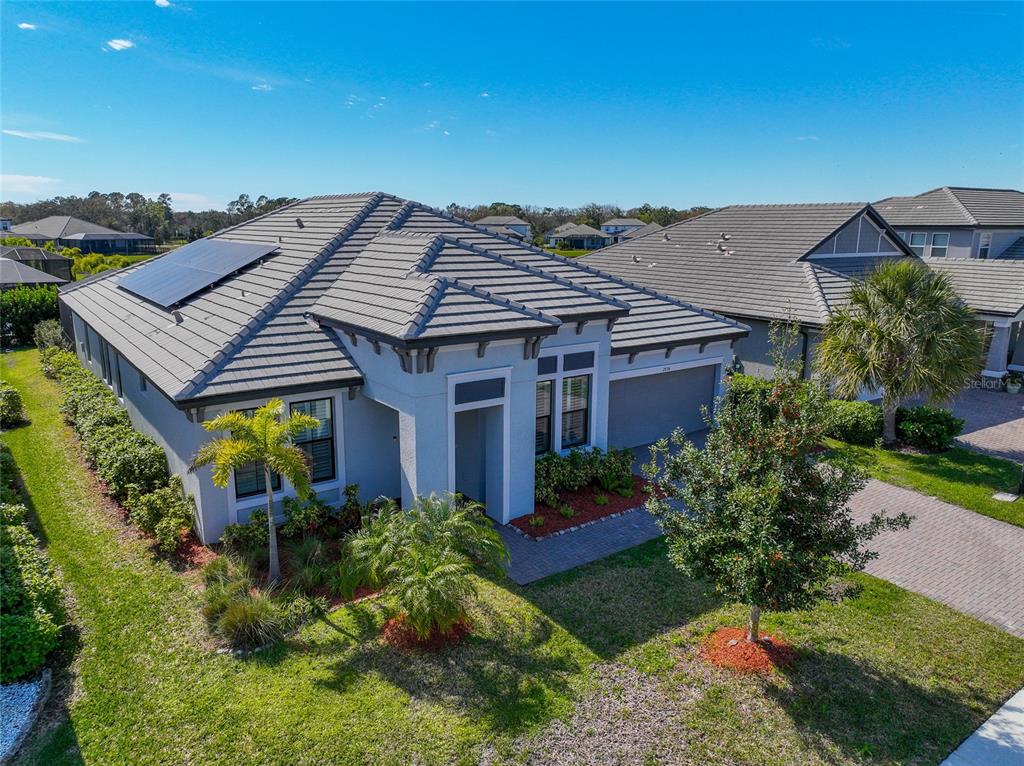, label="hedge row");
[0,286,59,348]
[0,443,67,682]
